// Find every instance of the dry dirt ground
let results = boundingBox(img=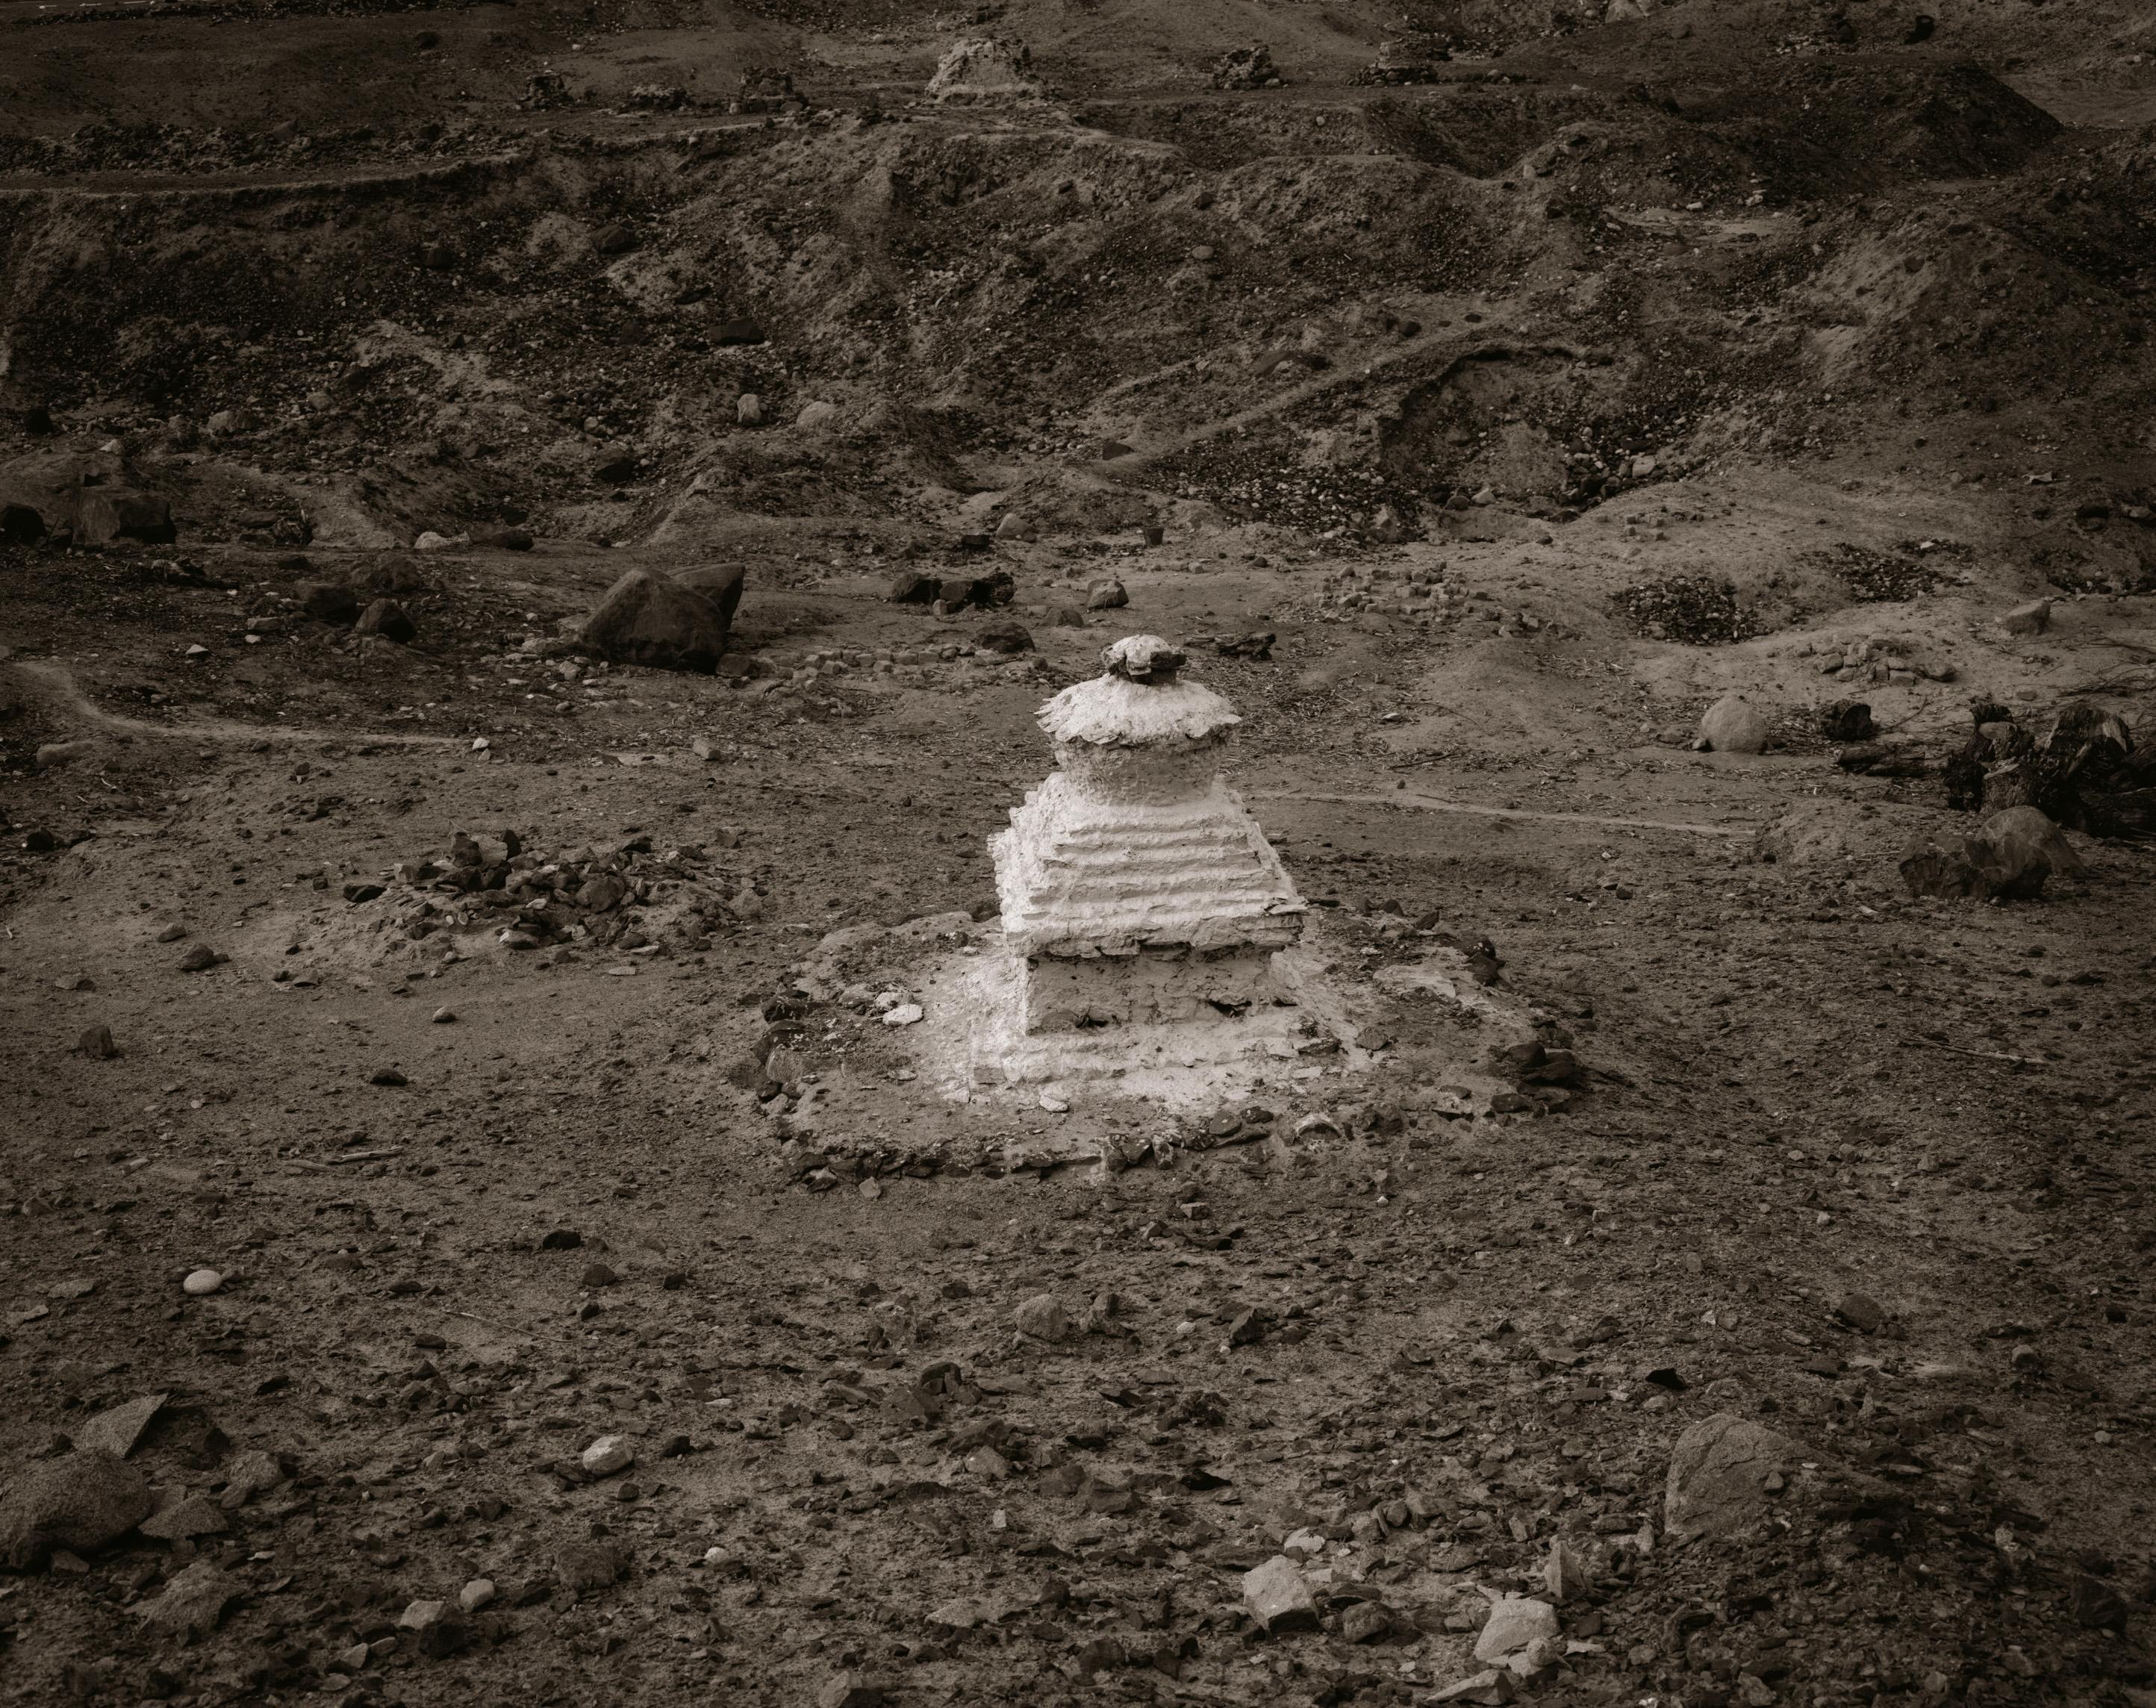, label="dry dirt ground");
[4,1,2156,1707]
